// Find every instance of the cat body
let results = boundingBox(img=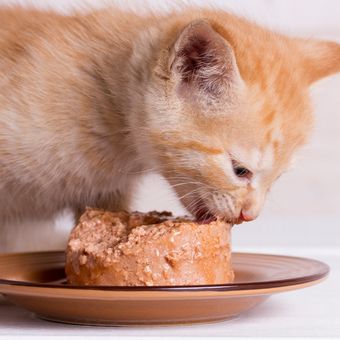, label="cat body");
[0,6,339,224]
[0,7,146,221]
